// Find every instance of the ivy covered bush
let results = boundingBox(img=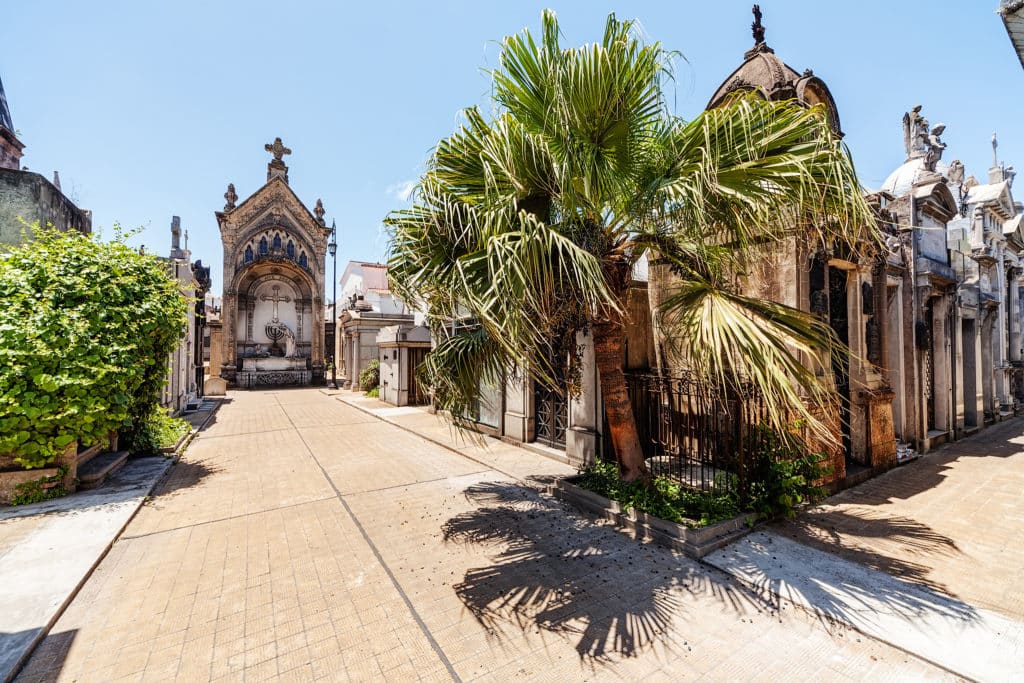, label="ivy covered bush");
[0,226,188,469]
[360,359,380,393]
